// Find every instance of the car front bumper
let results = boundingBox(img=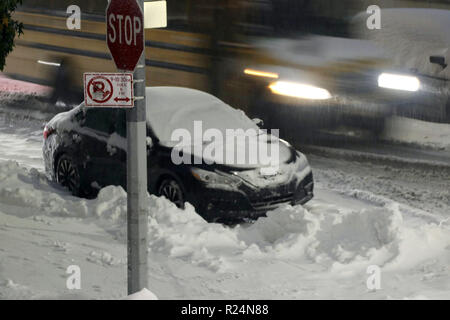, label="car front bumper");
[189,171,314,222]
